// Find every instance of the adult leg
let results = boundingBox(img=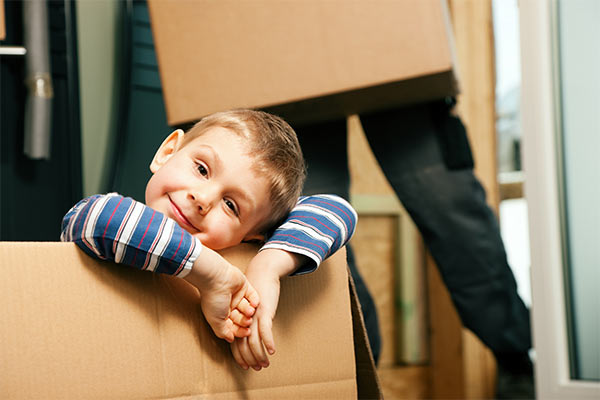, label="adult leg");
[360,102,532,392]
[295,119,382,364]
